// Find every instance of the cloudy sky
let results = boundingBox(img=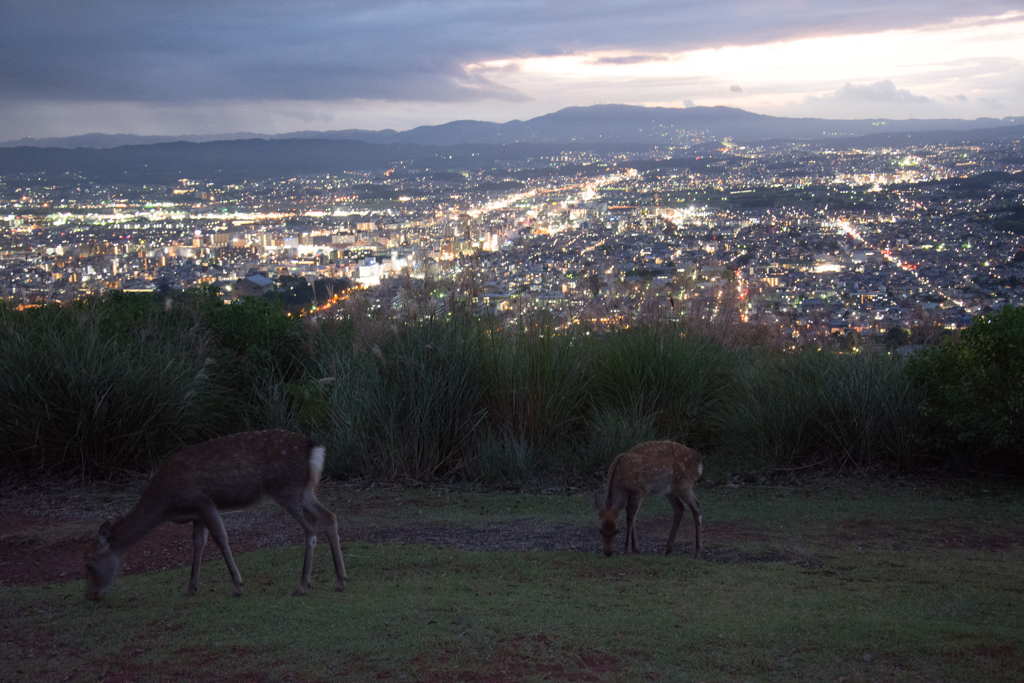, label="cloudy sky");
[1,0,1022,139]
